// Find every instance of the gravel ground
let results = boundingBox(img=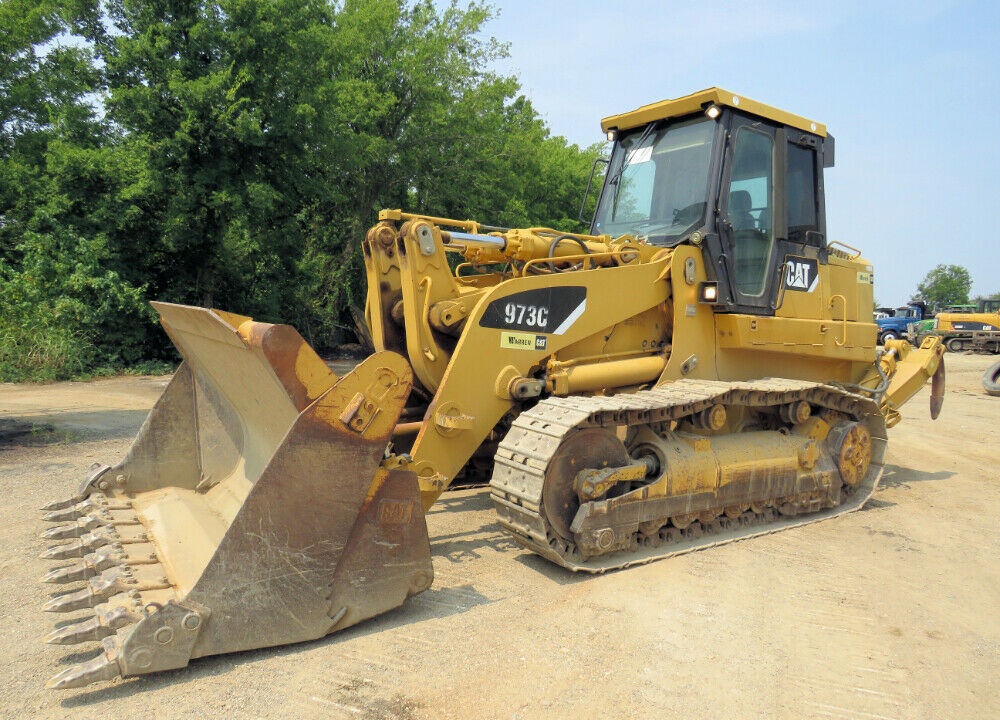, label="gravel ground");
[1,352,997,719]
